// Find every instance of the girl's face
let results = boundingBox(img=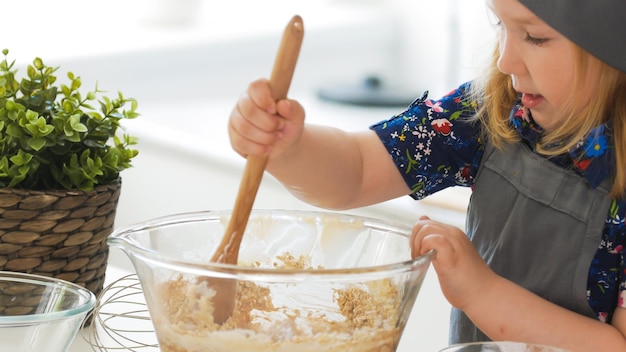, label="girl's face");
[488,0,601,131]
